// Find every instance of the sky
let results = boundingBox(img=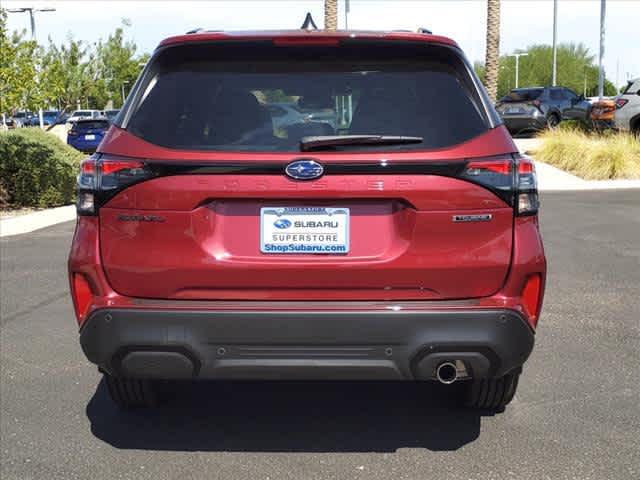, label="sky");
[4,0,640,88]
